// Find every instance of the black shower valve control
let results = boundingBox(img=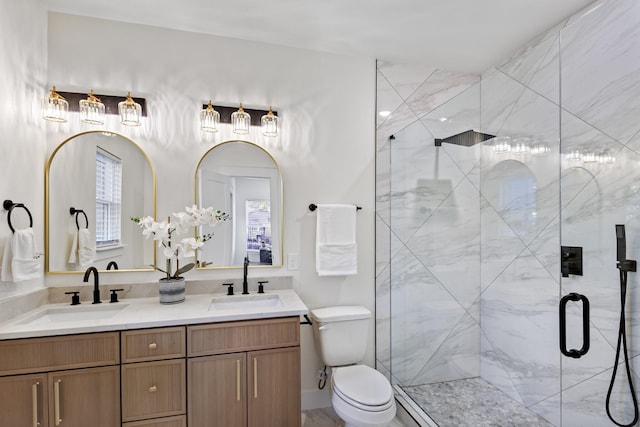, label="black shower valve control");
[561,246,583,277]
